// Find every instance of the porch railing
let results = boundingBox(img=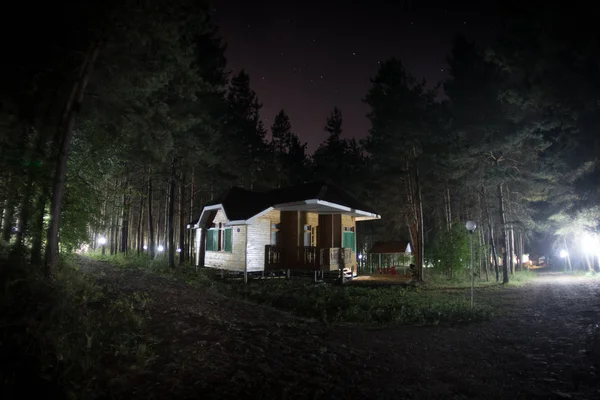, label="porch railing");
[265,245,353,270]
